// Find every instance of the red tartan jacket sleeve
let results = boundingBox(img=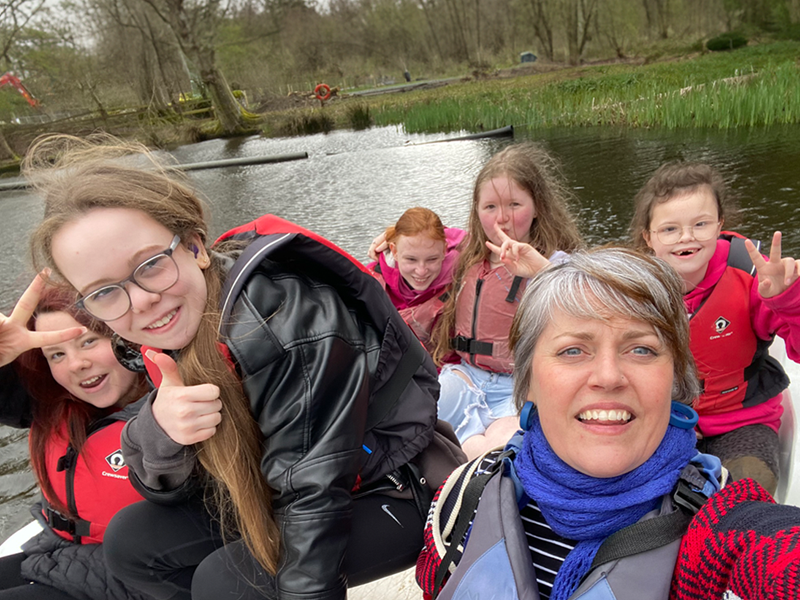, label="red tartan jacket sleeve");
[671,478,800,600]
